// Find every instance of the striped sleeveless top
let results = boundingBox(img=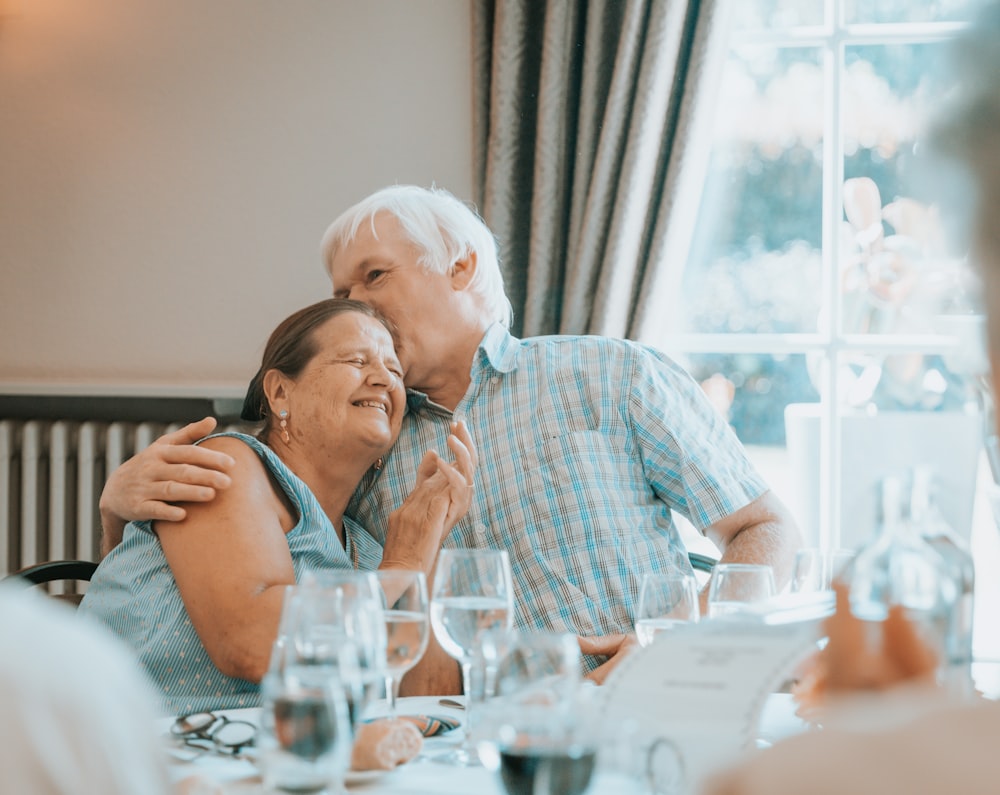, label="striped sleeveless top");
[79,431,383,714]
